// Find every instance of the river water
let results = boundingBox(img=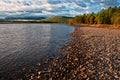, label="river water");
[0,23,74,79]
